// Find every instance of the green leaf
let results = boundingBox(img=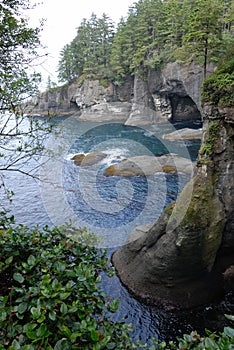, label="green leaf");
[49,311,57,321]
[37,312,46,323]
[0,311,7,321]
[59,325,71,337]
[54,339,71,350]
[68,306,78,313]
[224,326,234,338]
[23,323,37,340]
[13,272,25,283]
[36,324,50,338]
[5,256,13,265]
[10,339,21,349]
[66,280,74,289]
[107,299,119,313]
[54,261,66,272]
[16,312,24,320]
[17,302,28,314]
[80,320,87,329]
[77,276,86,282]
[60,303,68,314]
[204,337,218,348]
[22,262,28,269]
[52,278,61,290]
[91,329,99,342]
[30,306,41,319]
[27,254,36,266]
[59,292,71,300]
[225,314,234,321]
